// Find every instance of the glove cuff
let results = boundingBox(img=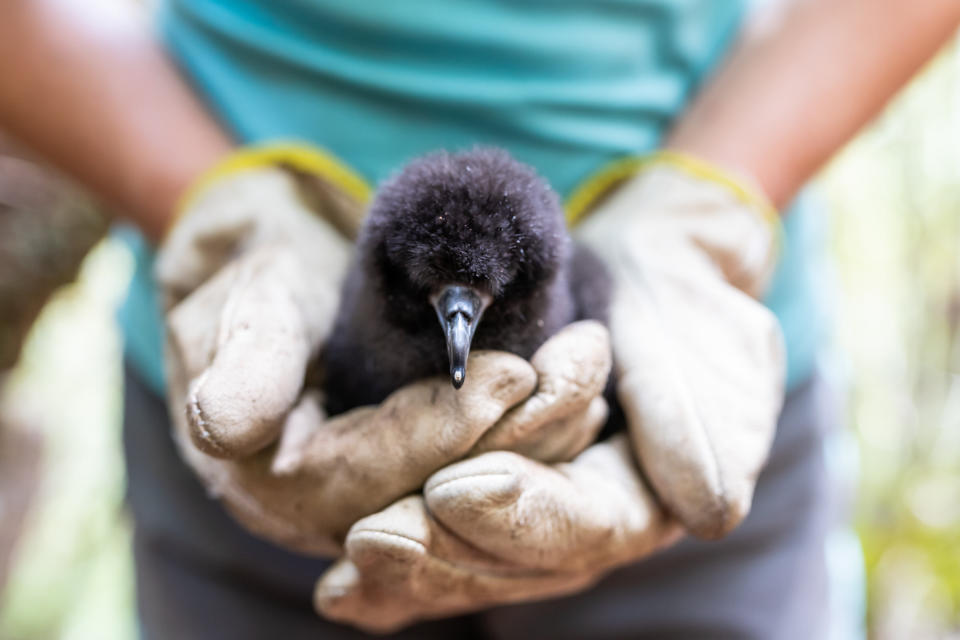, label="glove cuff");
[567,150,785,297]
[165,142,373,240]
[565,150,781,240]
